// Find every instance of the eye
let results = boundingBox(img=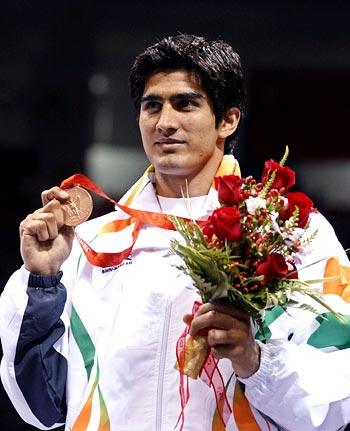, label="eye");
[177,98,197,110]
[142,100,162,113]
